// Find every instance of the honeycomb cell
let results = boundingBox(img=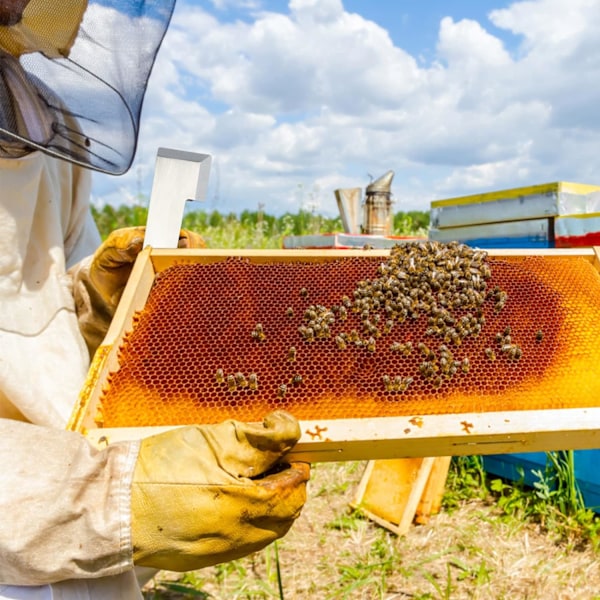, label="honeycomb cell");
[97,242,600,427]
